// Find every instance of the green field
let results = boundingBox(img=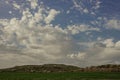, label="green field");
[0,72,120,80]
